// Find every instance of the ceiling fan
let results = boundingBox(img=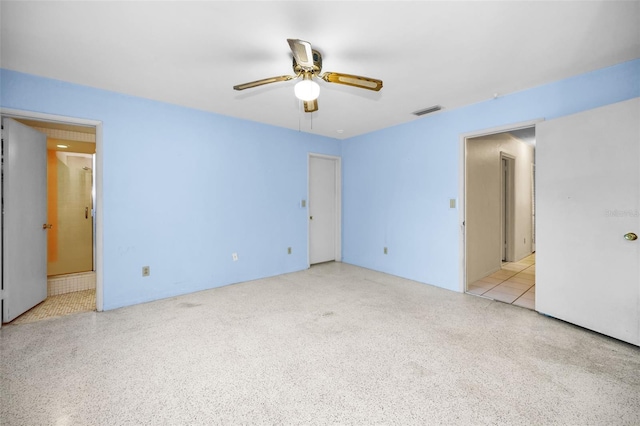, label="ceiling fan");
[233,39,383,113]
